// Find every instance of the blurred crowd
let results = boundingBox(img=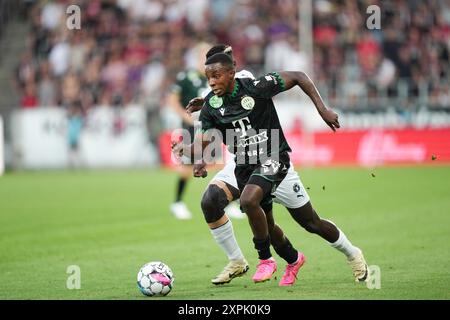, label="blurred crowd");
[12,0,450,116]
[312,0,450,109]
